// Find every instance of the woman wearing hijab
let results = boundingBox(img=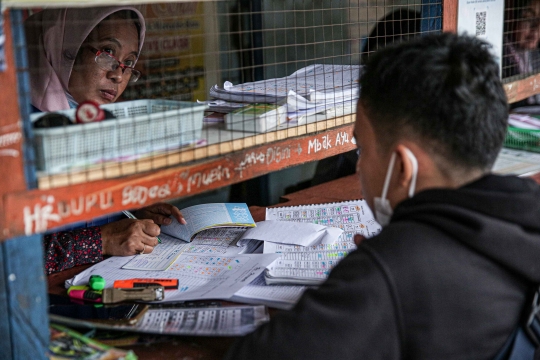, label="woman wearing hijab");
[25,7,185,274]
[25,6,146,111]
